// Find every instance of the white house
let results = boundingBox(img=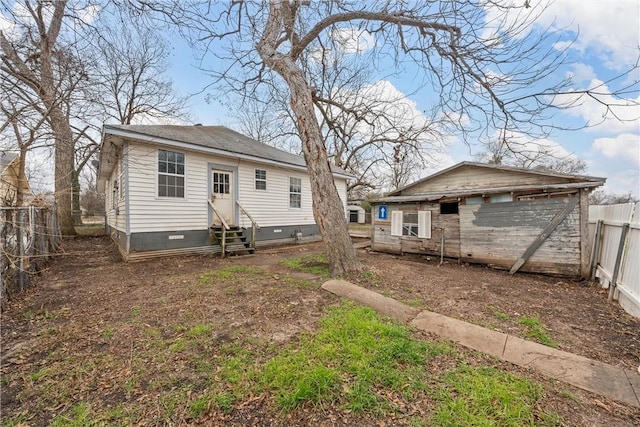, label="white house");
[97,125,352,259]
